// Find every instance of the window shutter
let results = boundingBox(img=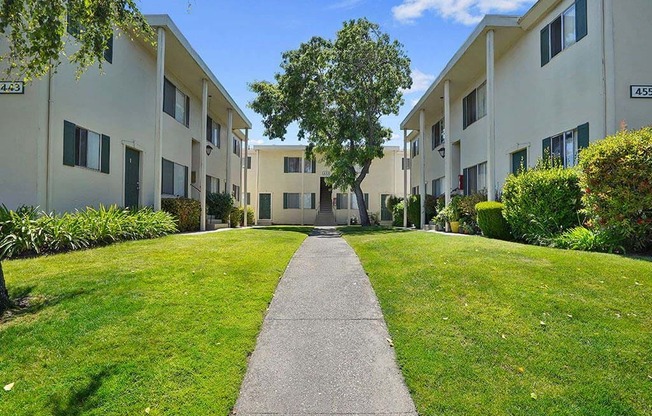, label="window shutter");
[103,34,114,64]
[311,159,316,173]
[576,0,588,41]
[311,193,316,210]
[184,166,189,197]
[100,135,110,174]
[364,193,369,208]
[63,121,76,166]
[542,137,552,160]
[163,78,175,116]
[577,122,590,150]
[540,26,550,67]
[283,193,288,209]
[162,159,174,195]
[207,116,212,143]
[185,96,190,127]
[284,157,289,173]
